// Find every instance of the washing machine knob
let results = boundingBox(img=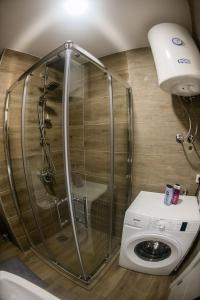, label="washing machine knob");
[157,220,166,231]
